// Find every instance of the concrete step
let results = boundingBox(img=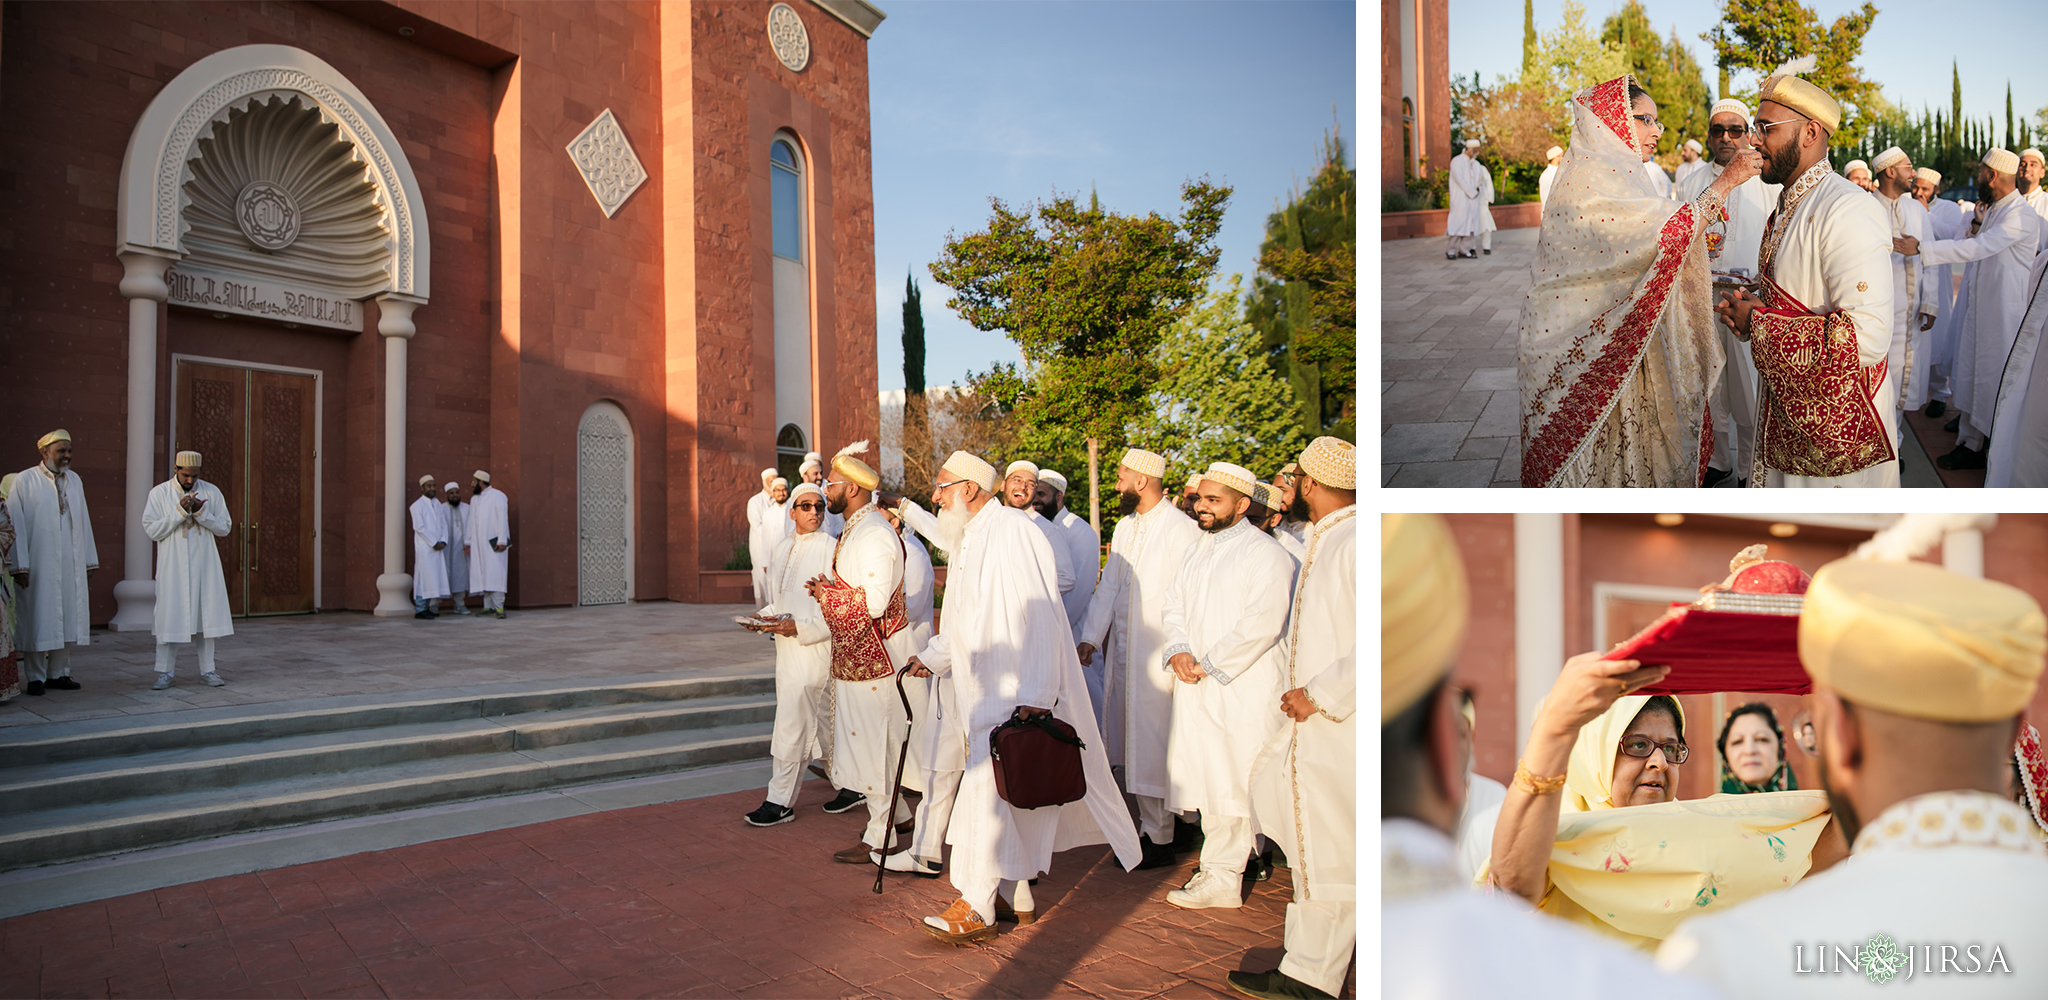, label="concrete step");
[0,674,777,873]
